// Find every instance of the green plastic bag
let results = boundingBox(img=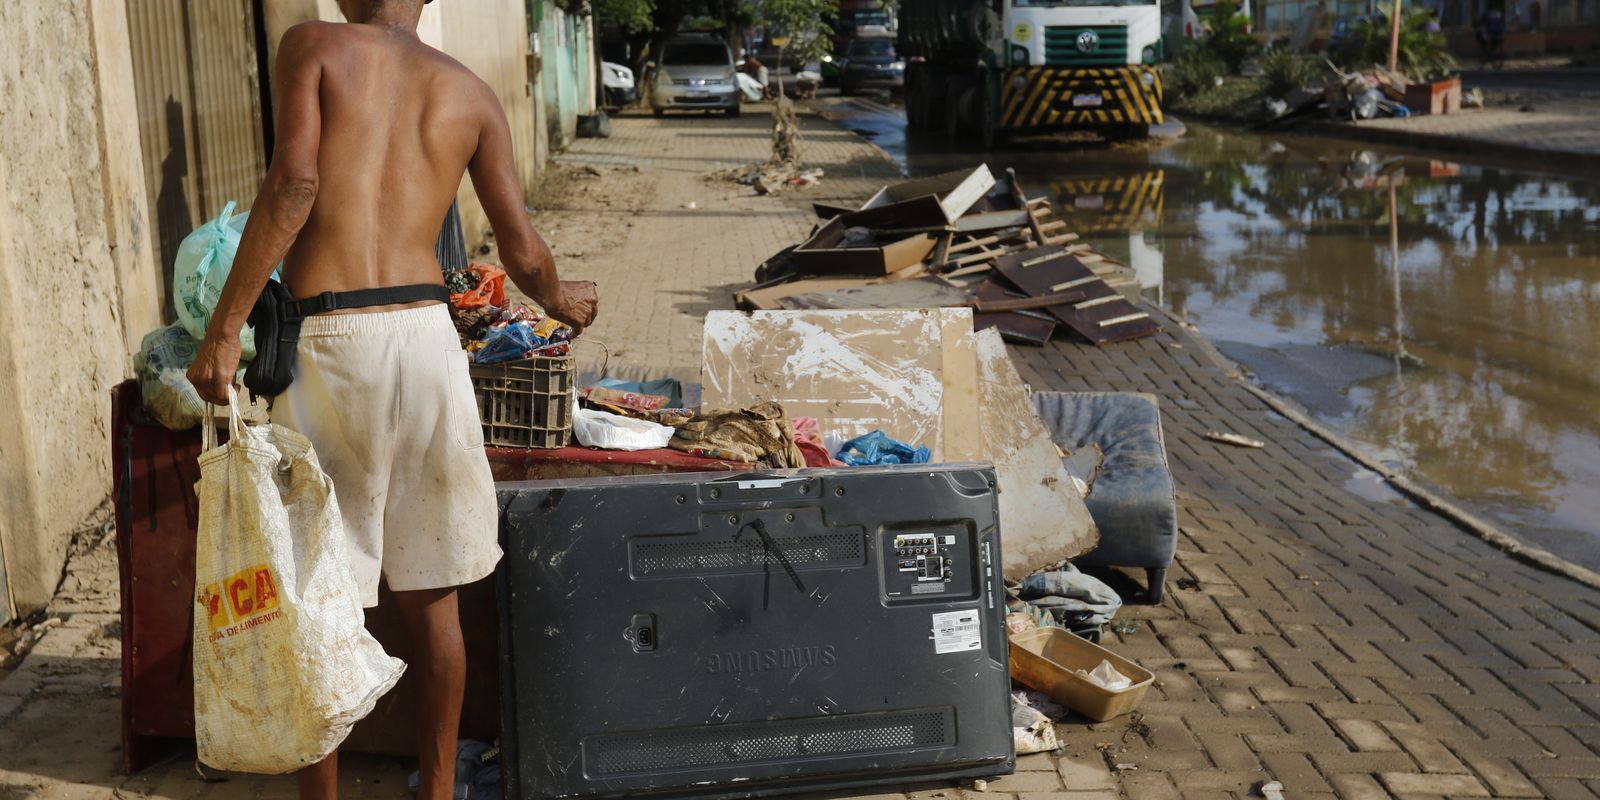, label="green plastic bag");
[173,201,281,359]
